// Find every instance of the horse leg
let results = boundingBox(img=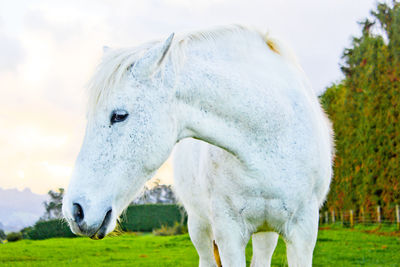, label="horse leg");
[211,206,250,267]
[213,225,249,267]
[250,232,279,267]
[187,214,218,267]
[284,198,319,267]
